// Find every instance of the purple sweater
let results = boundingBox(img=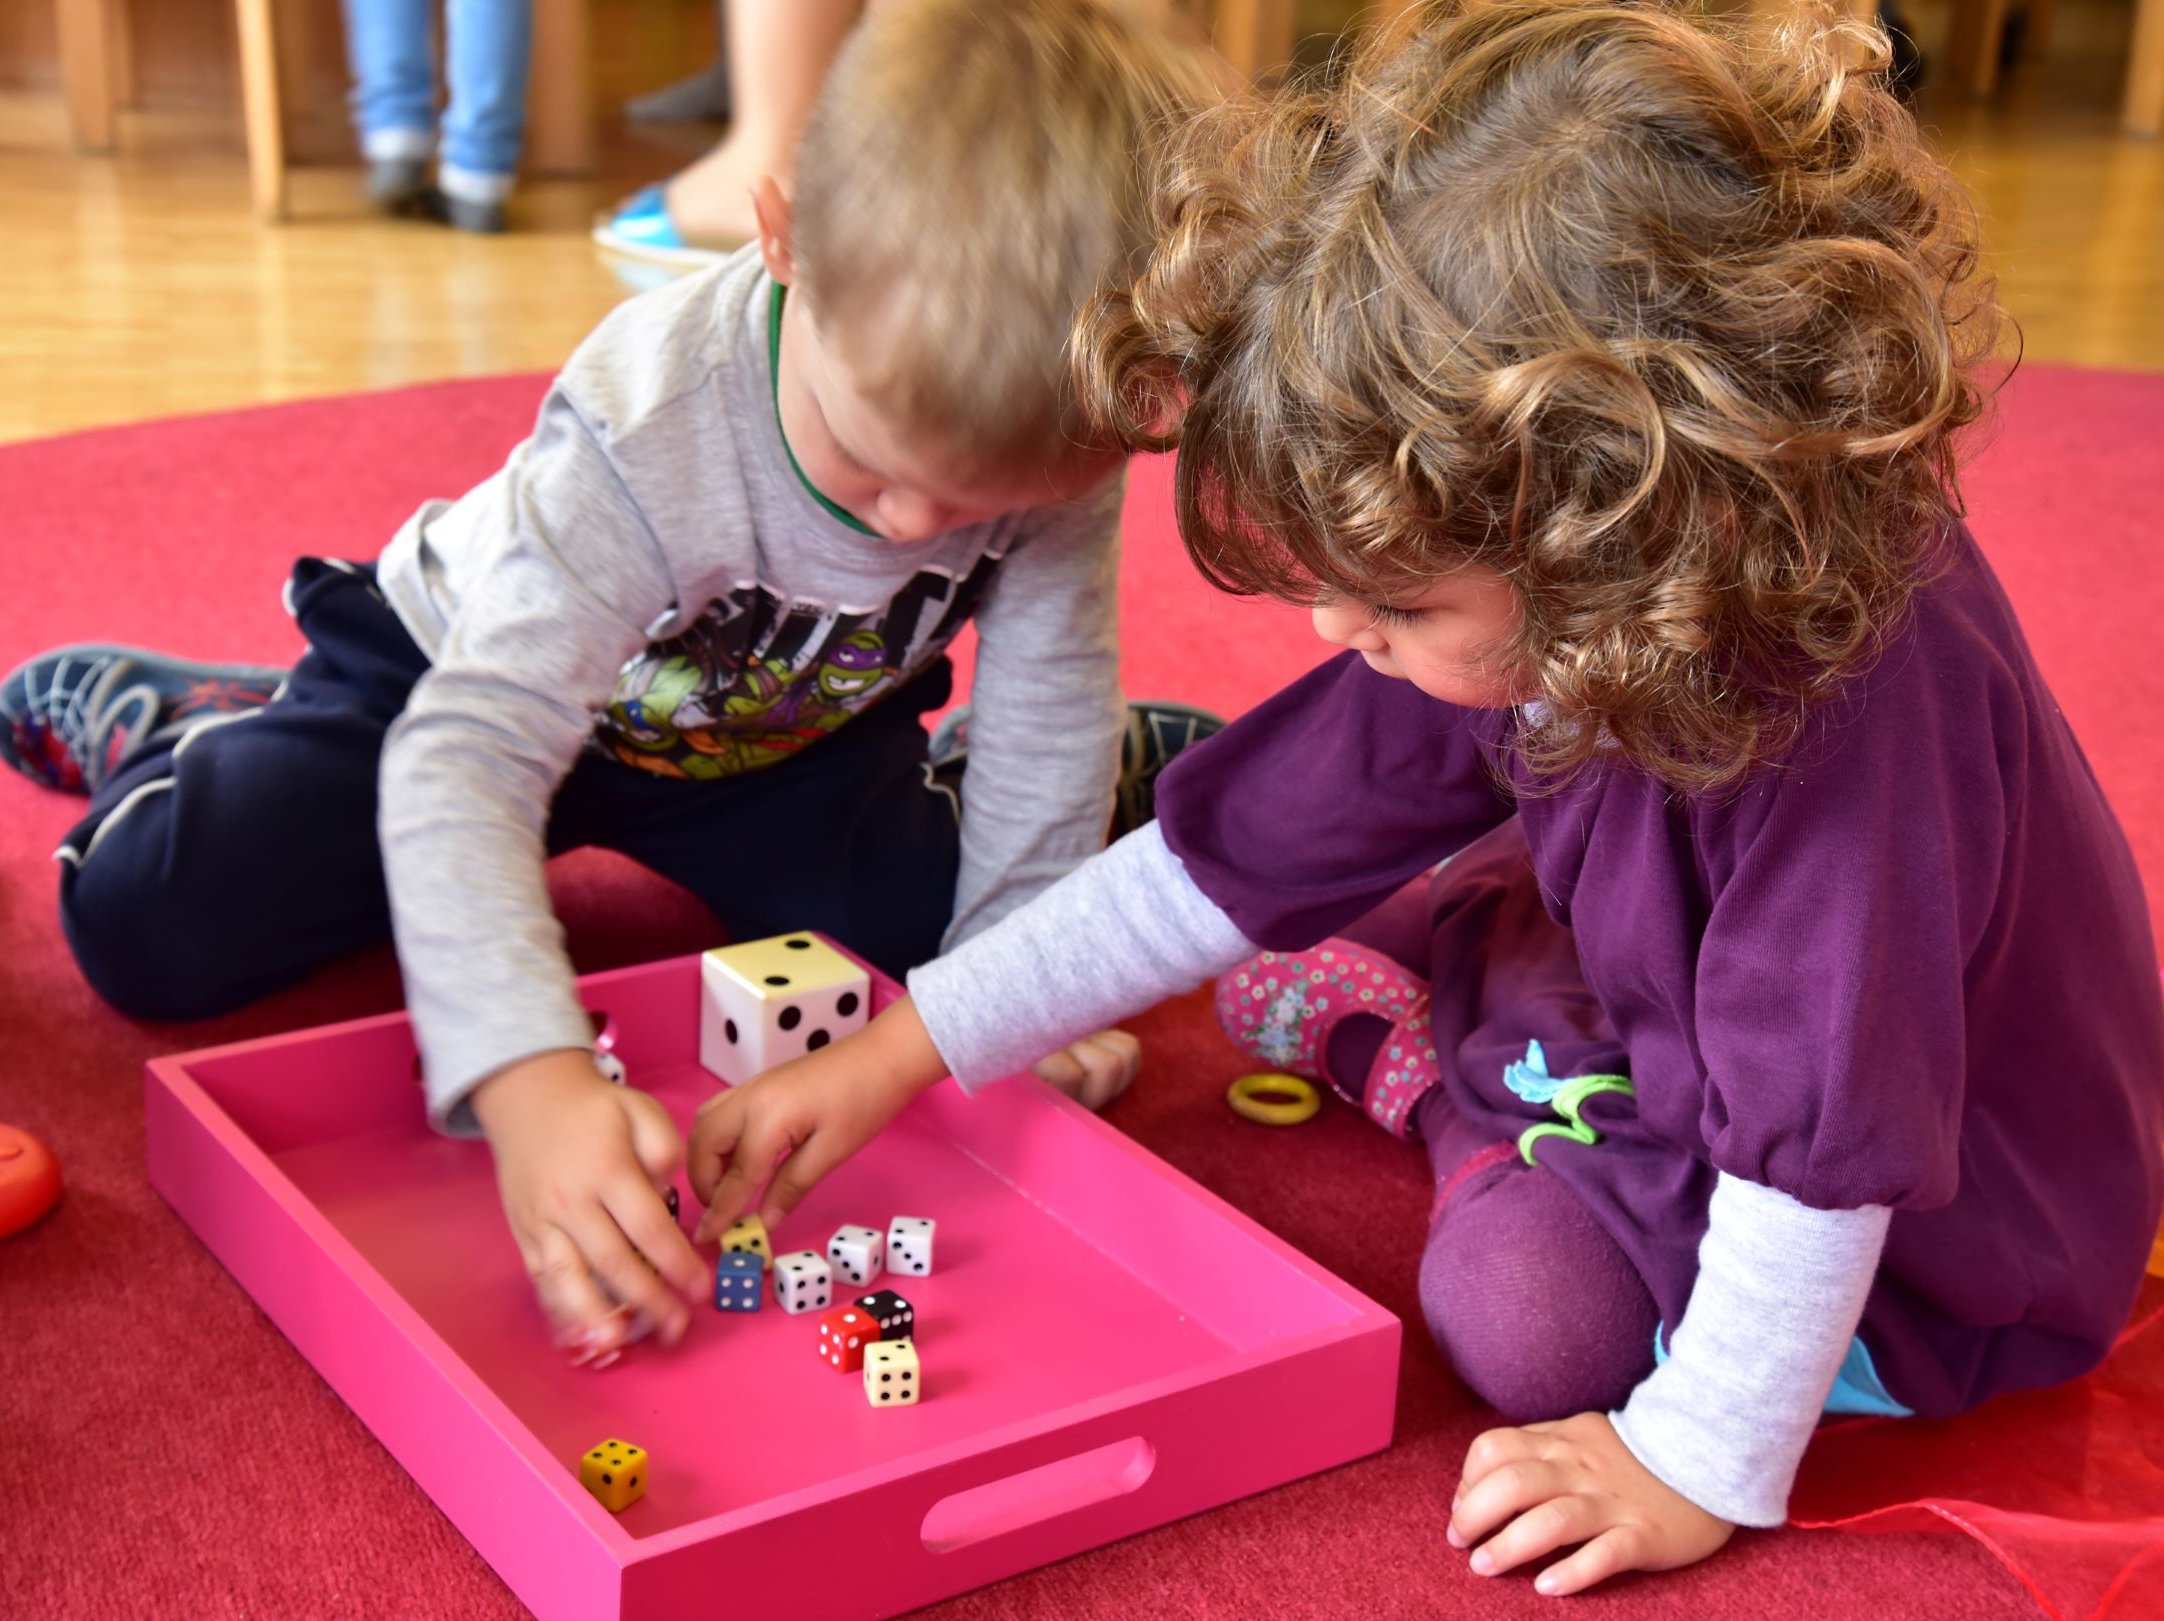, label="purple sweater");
[1157,527,2164,1416]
